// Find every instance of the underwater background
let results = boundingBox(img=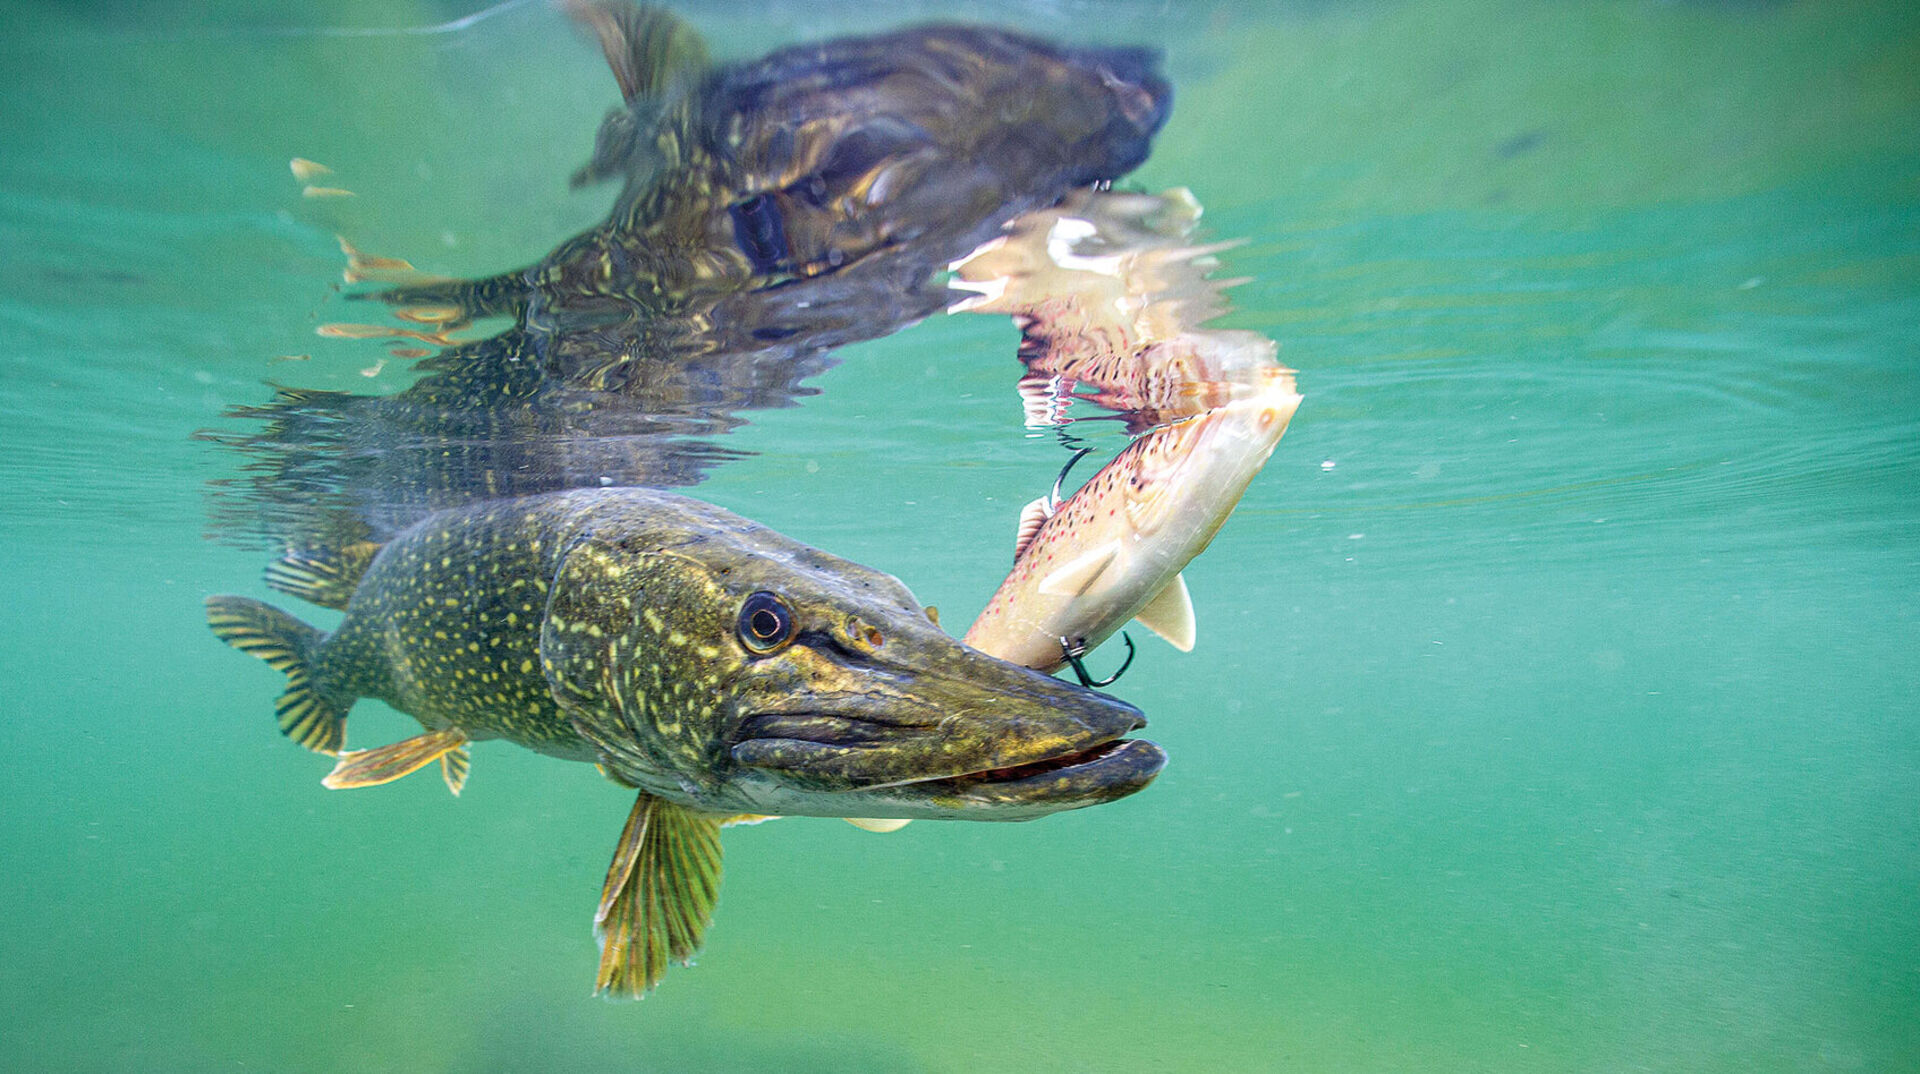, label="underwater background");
[3,0,1916,1070]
